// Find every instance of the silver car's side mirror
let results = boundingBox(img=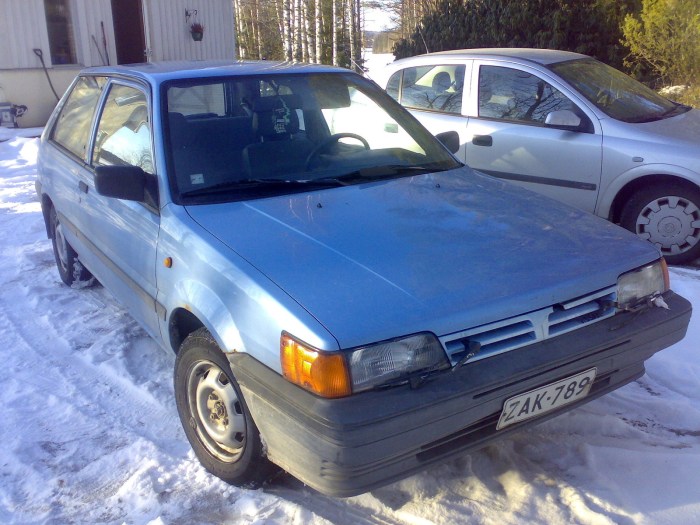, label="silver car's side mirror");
[545,110,581,129]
